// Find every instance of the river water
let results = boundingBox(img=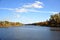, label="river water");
[0,25,60,40]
